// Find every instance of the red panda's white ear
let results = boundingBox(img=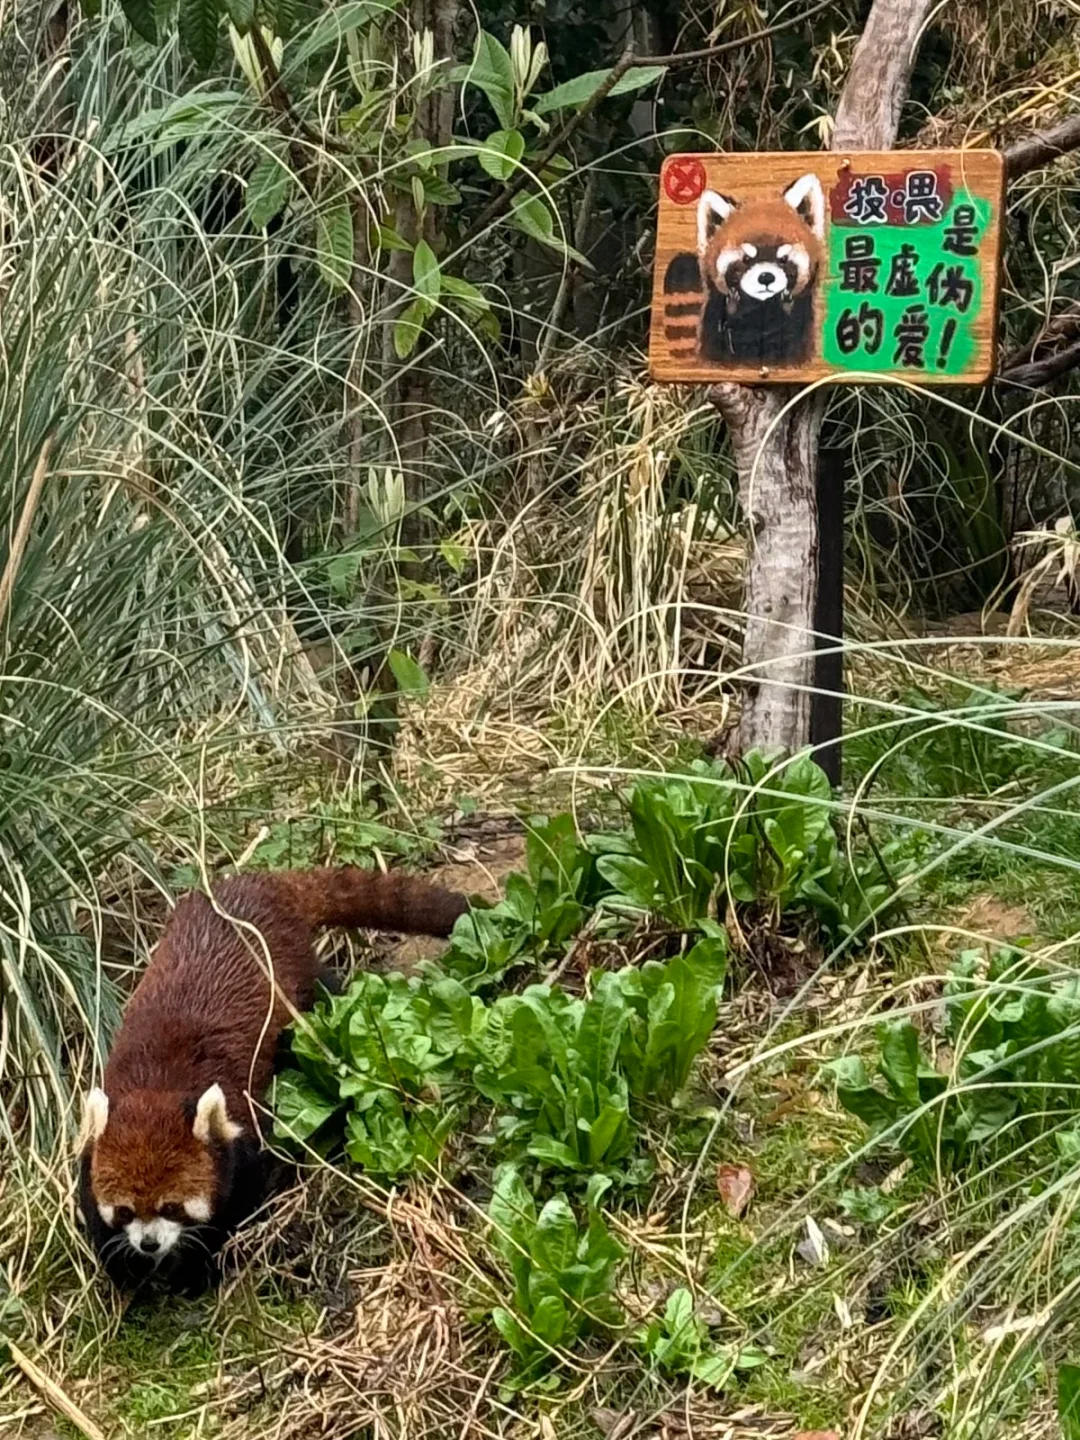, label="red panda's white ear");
[193,1084,242,1144]
[82,1088,109,1143]
[697,190,736,252]
[783,174,825,240]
